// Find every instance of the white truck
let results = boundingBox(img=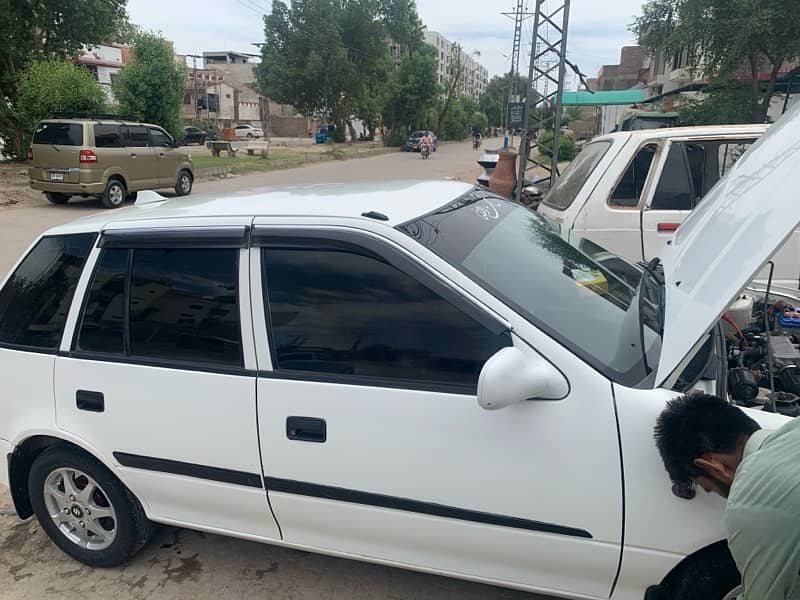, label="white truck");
[536,124,800,287]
